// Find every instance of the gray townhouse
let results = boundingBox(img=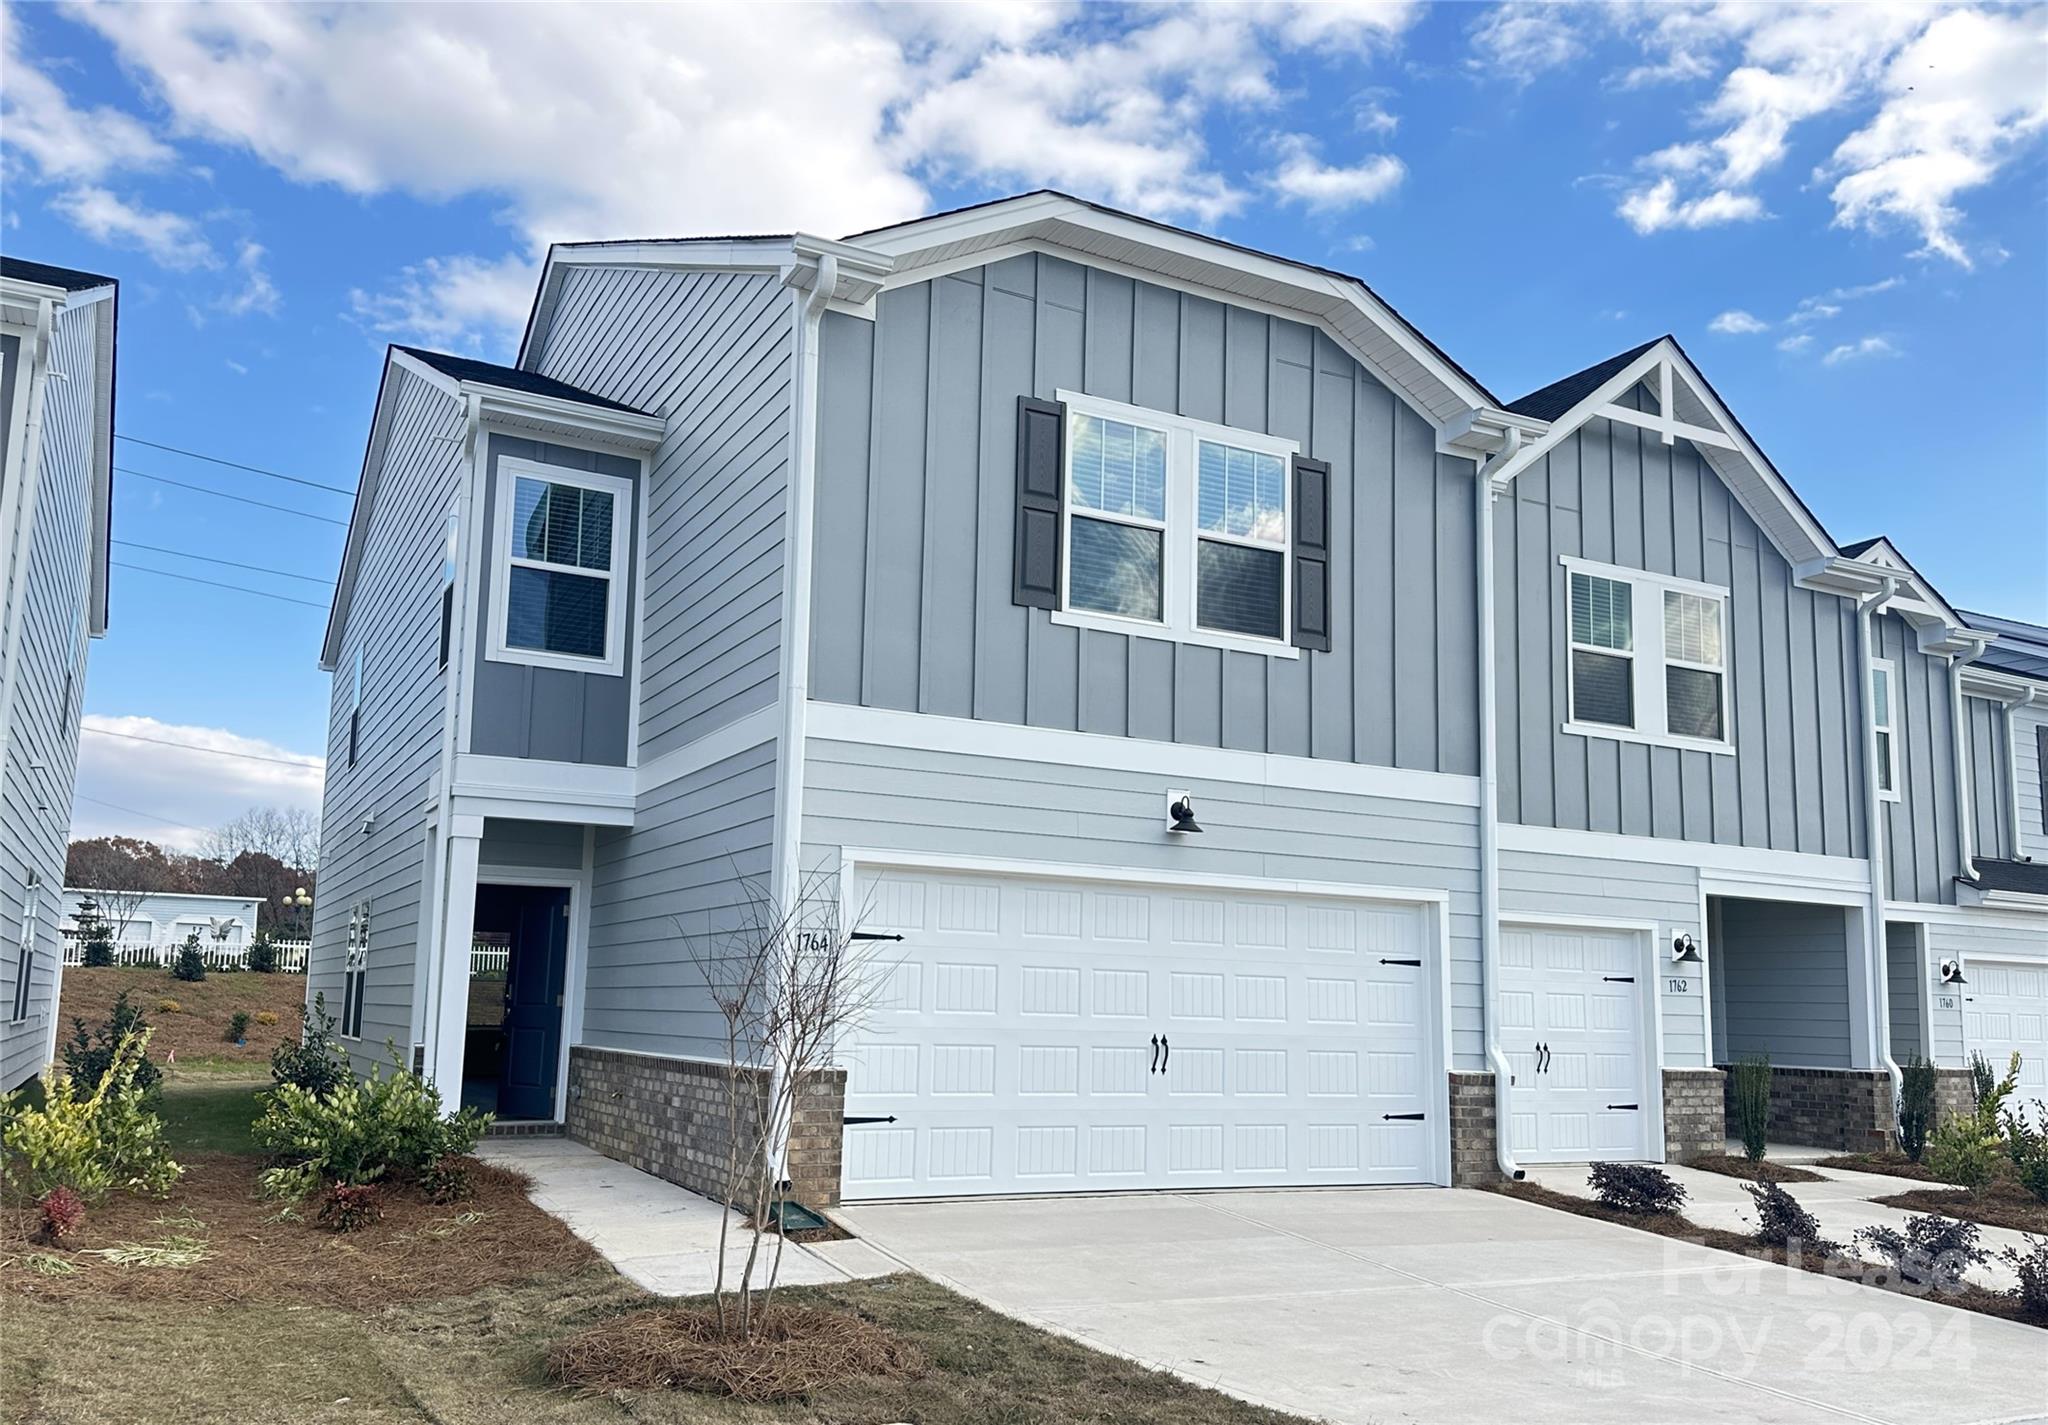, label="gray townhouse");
[312,192,2043,1206]
[0,256,119,1092]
